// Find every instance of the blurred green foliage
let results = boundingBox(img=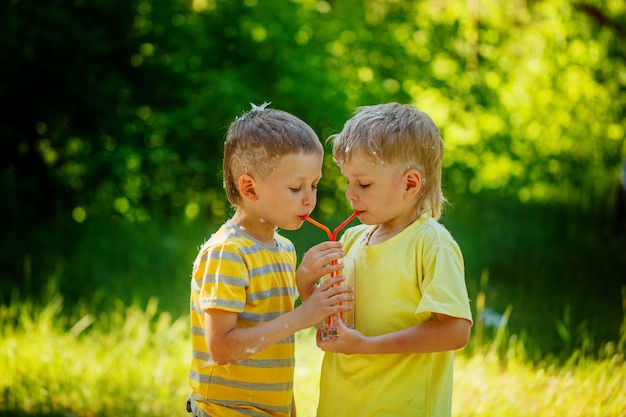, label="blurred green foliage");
[1,0,625,355]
